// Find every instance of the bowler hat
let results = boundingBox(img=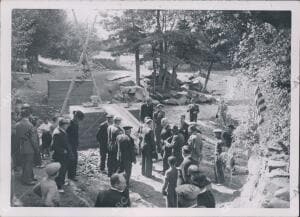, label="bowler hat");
[45,162,61,176]
[156,104,164,108]
[123,125,133,130]
[114,116,122,121]
[213,129,223,133]
[106,114,114,118]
